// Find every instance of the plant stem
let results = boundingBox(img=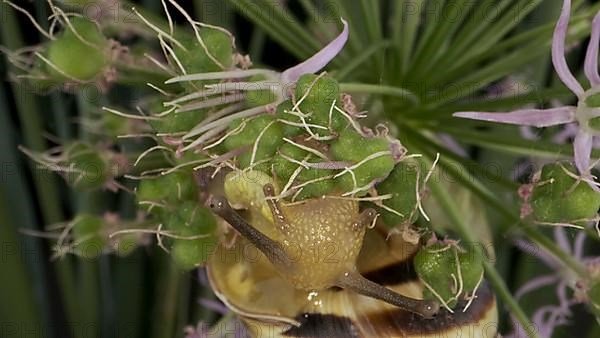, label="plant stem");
[339,83,419,105]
